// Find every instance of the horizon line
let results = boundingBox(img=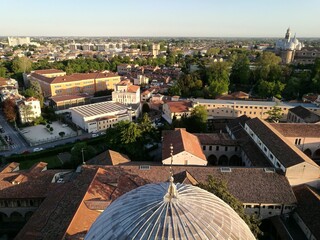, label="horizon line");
[2,35,320,39]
